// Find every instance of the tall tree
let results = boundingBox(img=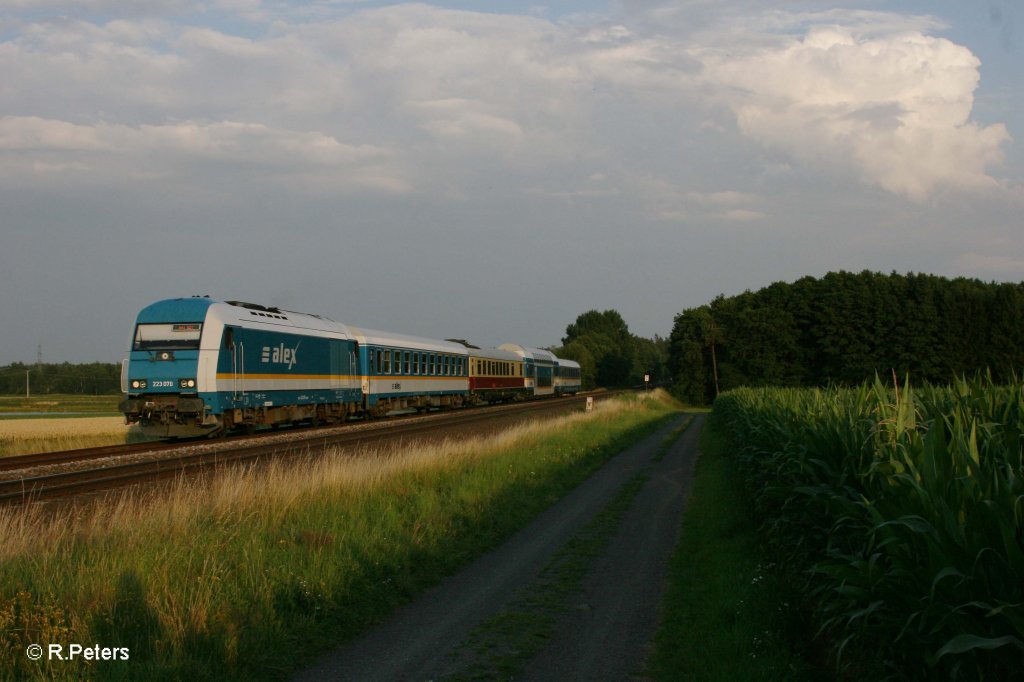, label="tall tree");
[562,310,636,387]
